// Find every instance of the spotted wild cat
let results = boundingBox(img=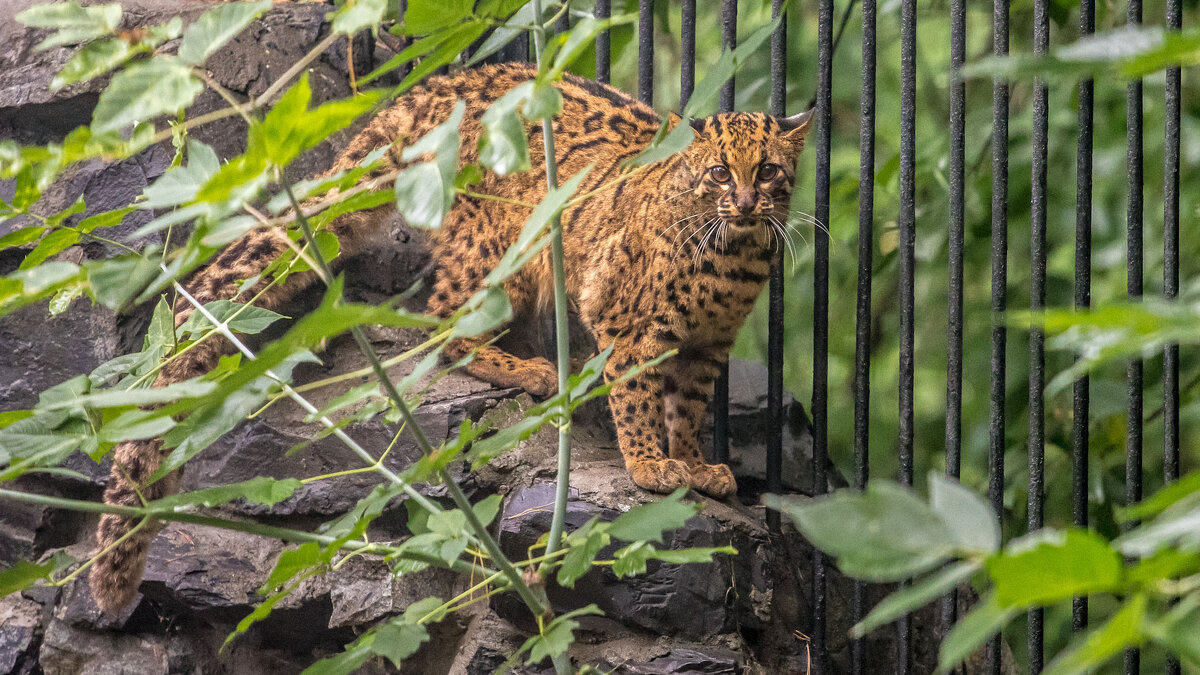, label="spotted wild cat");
[90,62,812,612]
